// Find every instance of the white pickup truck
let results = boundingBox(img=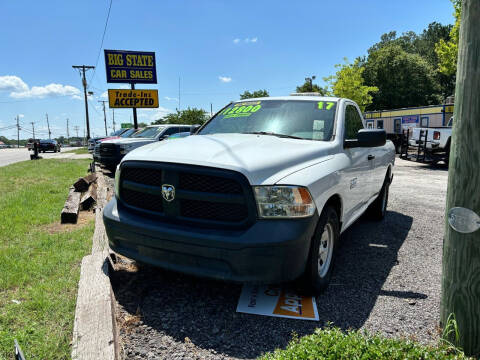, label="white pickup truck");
[409,116,453,160]
[104,96,395,294]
